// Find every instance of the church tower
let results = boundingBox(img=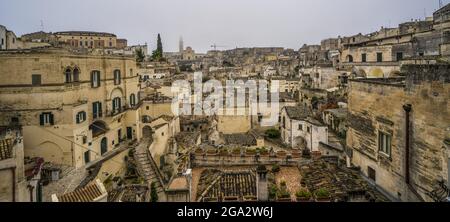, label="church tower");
[179,36,184,53]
